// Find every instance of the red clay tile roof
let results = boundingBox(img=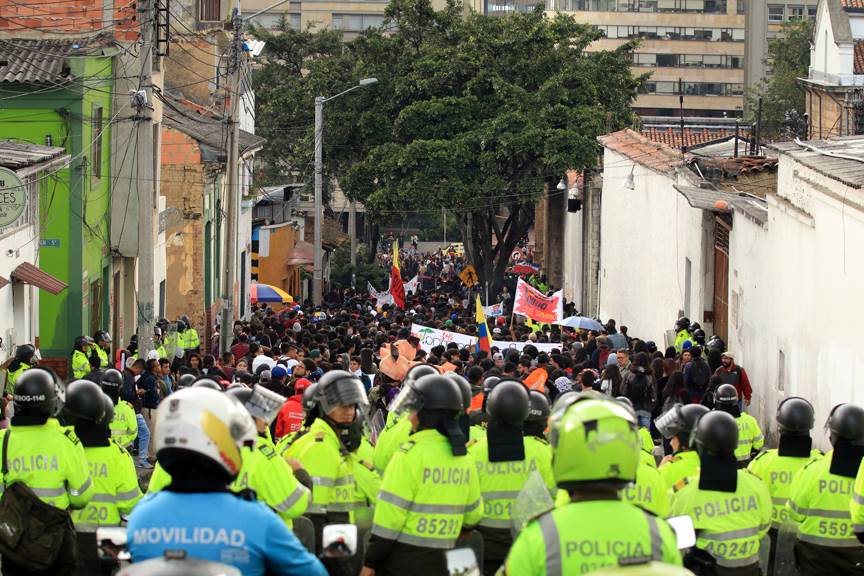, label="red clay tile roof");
[842,0,864,10]
[856,40,864,74]
[641,127,742,149]
[598,128,684,173]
